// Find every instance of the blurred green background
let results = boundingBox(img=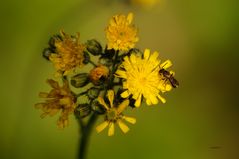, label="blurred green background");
[1,0,239,159]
